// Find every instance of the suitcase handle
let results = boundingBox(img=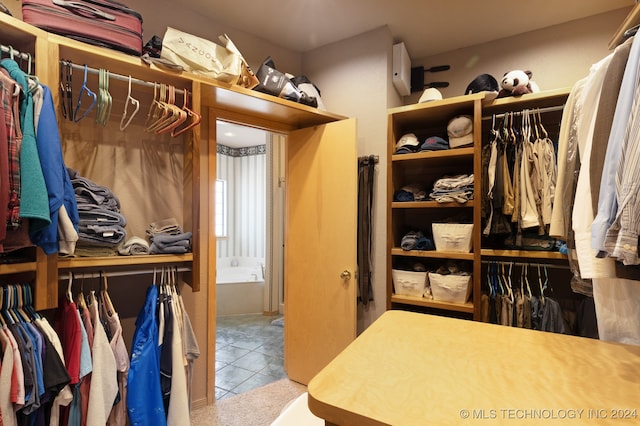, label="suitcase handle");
[52,0,116,21]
